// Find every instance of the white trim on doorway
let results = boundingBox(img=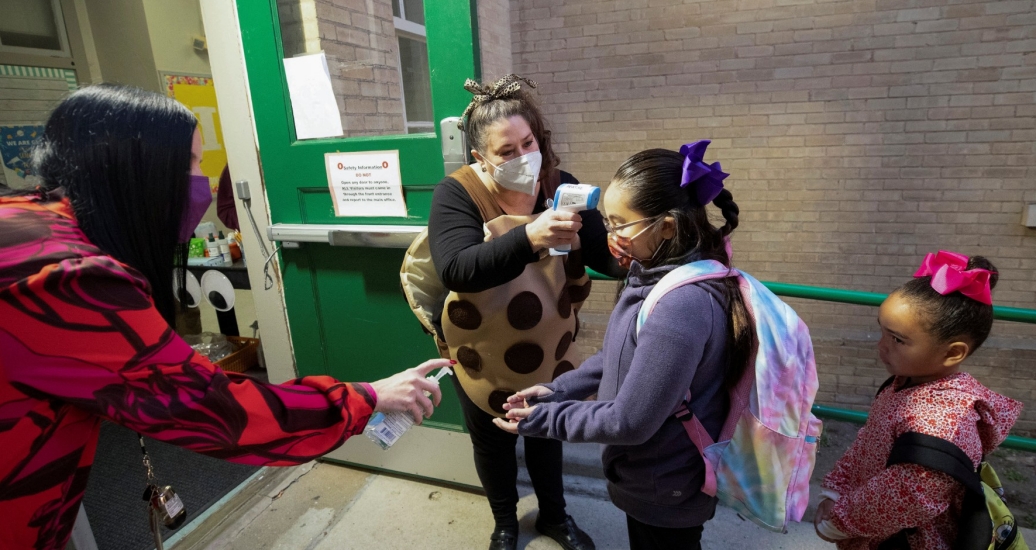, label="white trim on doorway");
[199,0,297,386]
